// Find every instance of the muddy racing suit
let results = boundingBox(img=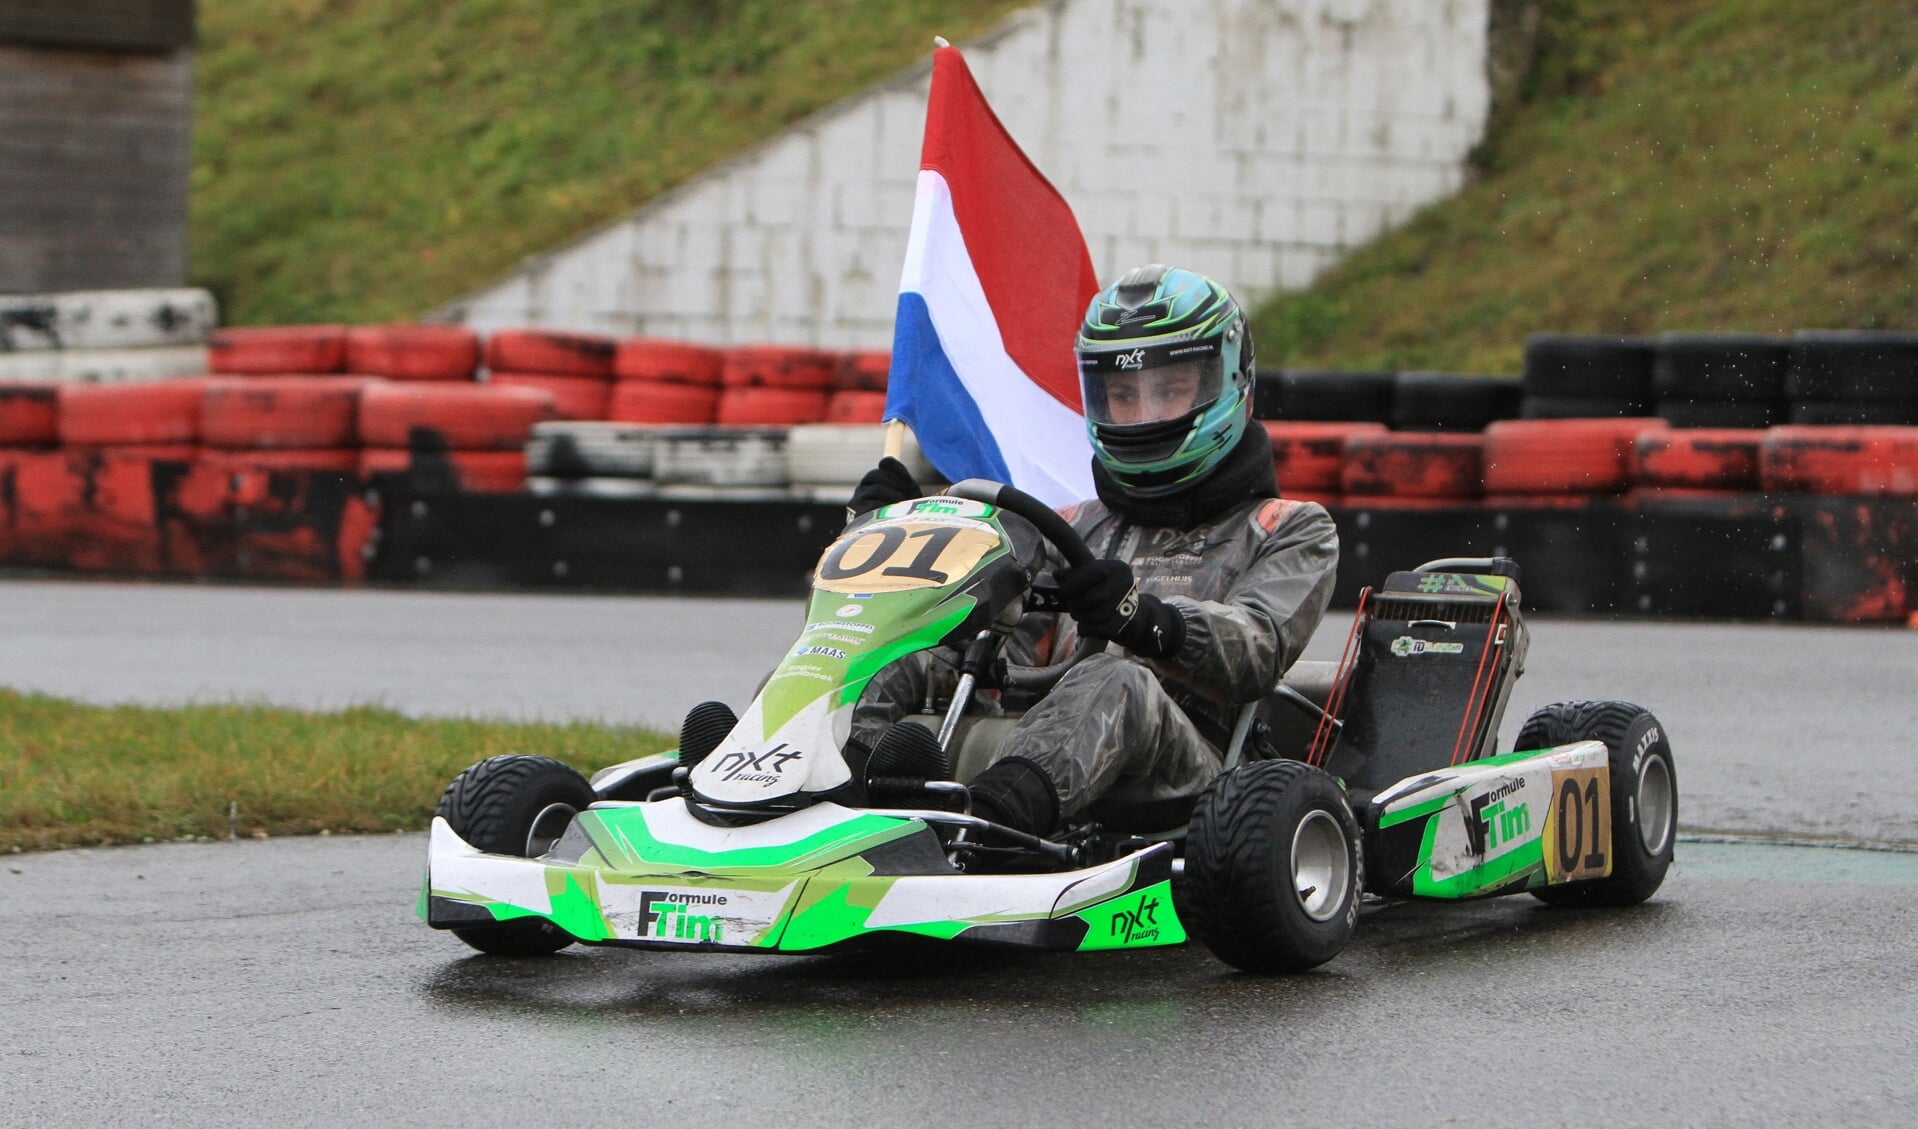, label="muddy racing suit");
[854,493,1339,828]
